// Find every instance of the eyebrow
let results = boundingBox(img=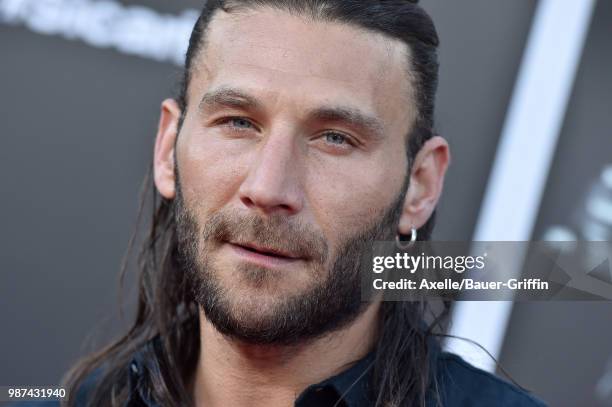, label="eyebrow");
[199,87,262,112]
[198,86,385,142]
[309,106,385,142]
